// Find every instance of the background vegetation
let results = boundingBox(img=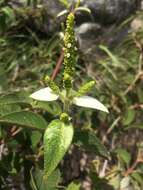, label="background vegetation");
[0,0,143,189]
